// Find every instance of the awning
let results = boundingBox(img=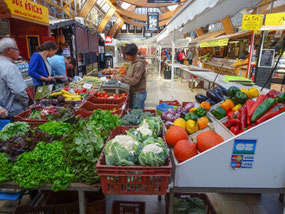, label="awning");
[204,30,252,42]
[259,25,285,31]
[190,30,226,44]
[157,0,263,42]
